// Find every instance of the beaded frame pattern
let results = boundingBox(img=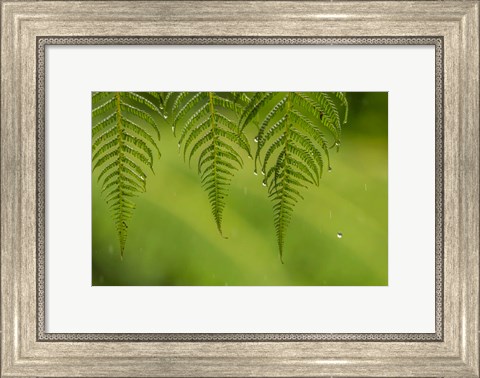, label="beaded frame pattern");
[36,36,444,342]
